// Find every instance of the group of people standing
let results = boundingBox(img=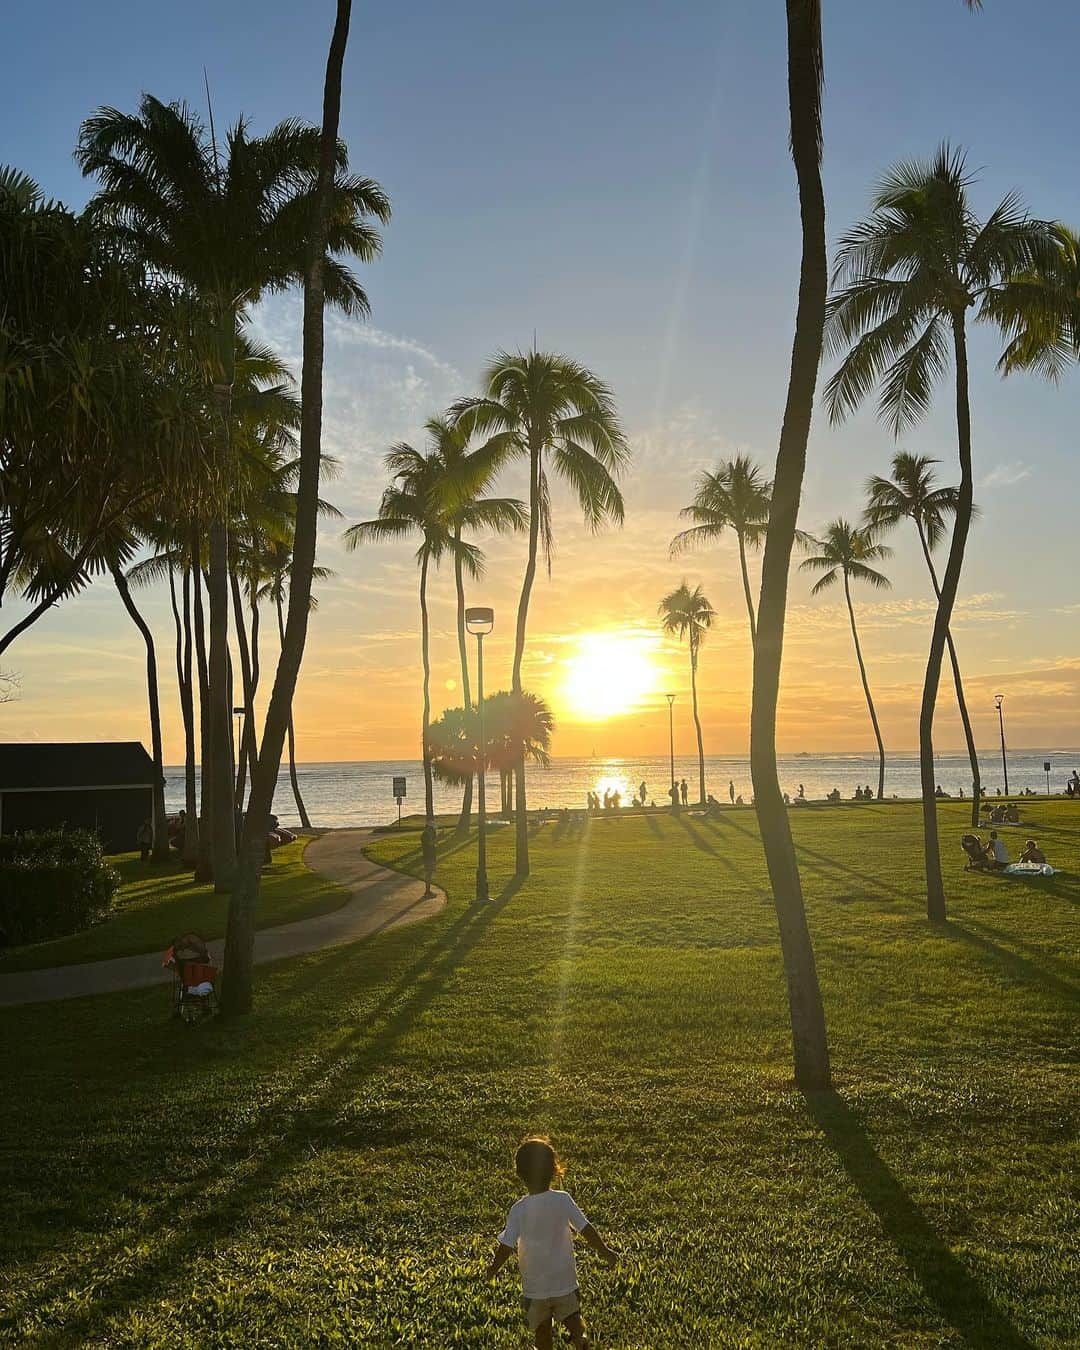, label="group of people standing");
[585,777,698,813]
